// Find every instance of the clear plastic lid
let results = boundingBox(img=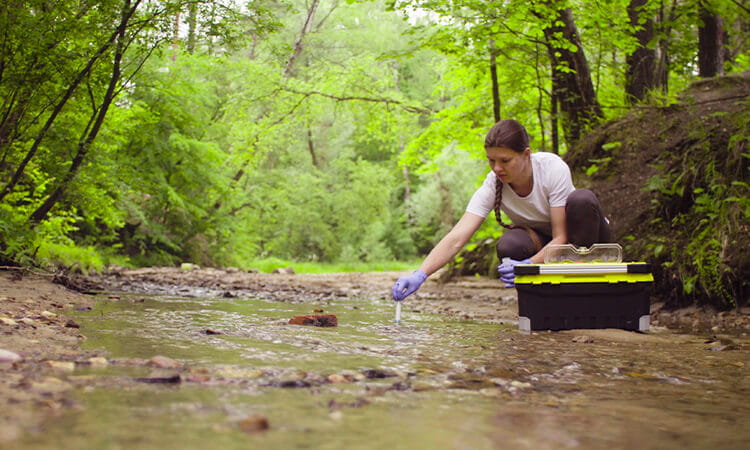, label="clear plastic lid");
[543,243,622,264]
